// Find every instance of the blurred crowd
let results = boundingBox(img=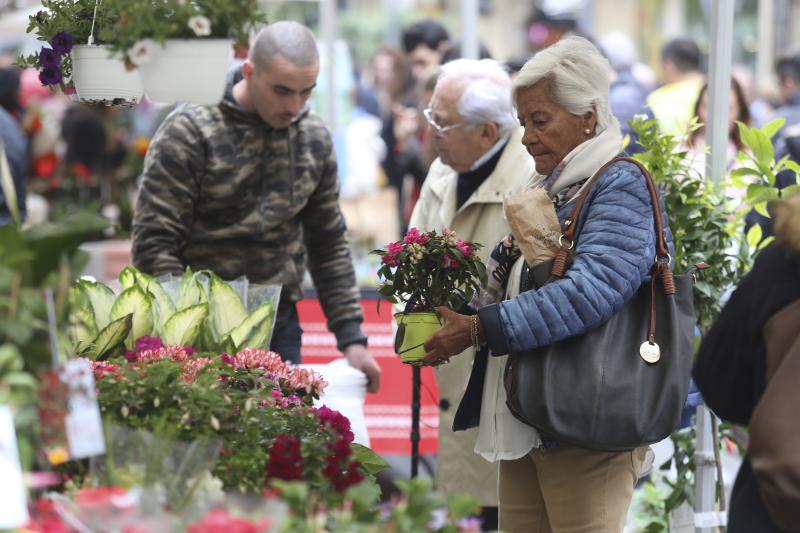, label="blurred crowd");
[2,6,800,243]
